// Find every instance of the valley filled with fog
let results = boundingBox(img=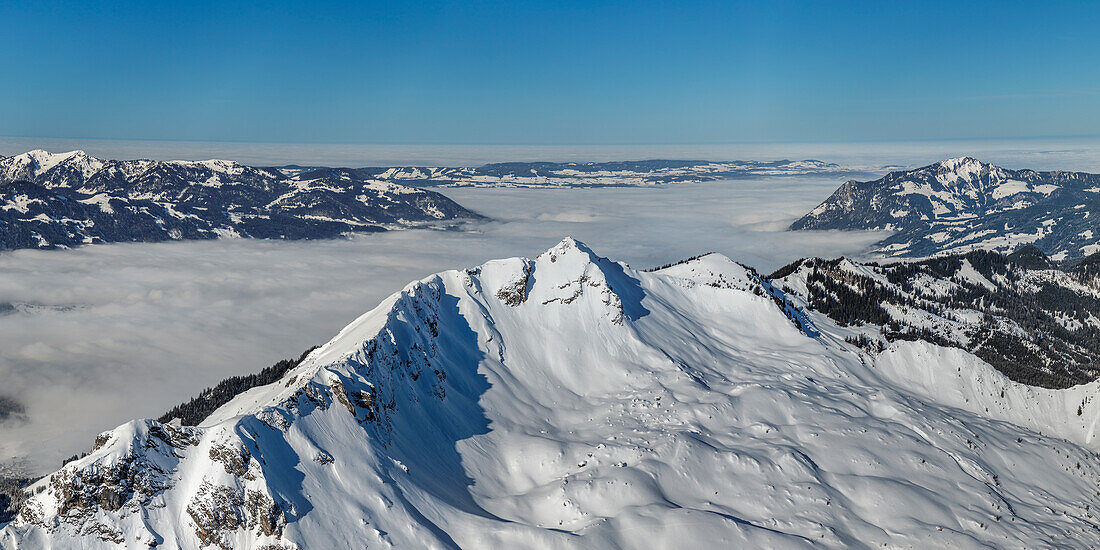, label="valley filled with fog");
[0,175,884,474]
